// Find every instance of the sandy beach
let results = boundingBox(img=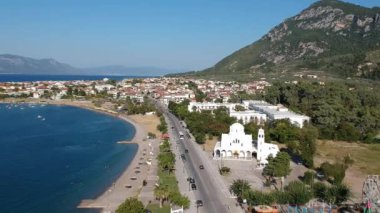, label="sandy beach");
[0,98,160,212]
[77,114,151,212]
